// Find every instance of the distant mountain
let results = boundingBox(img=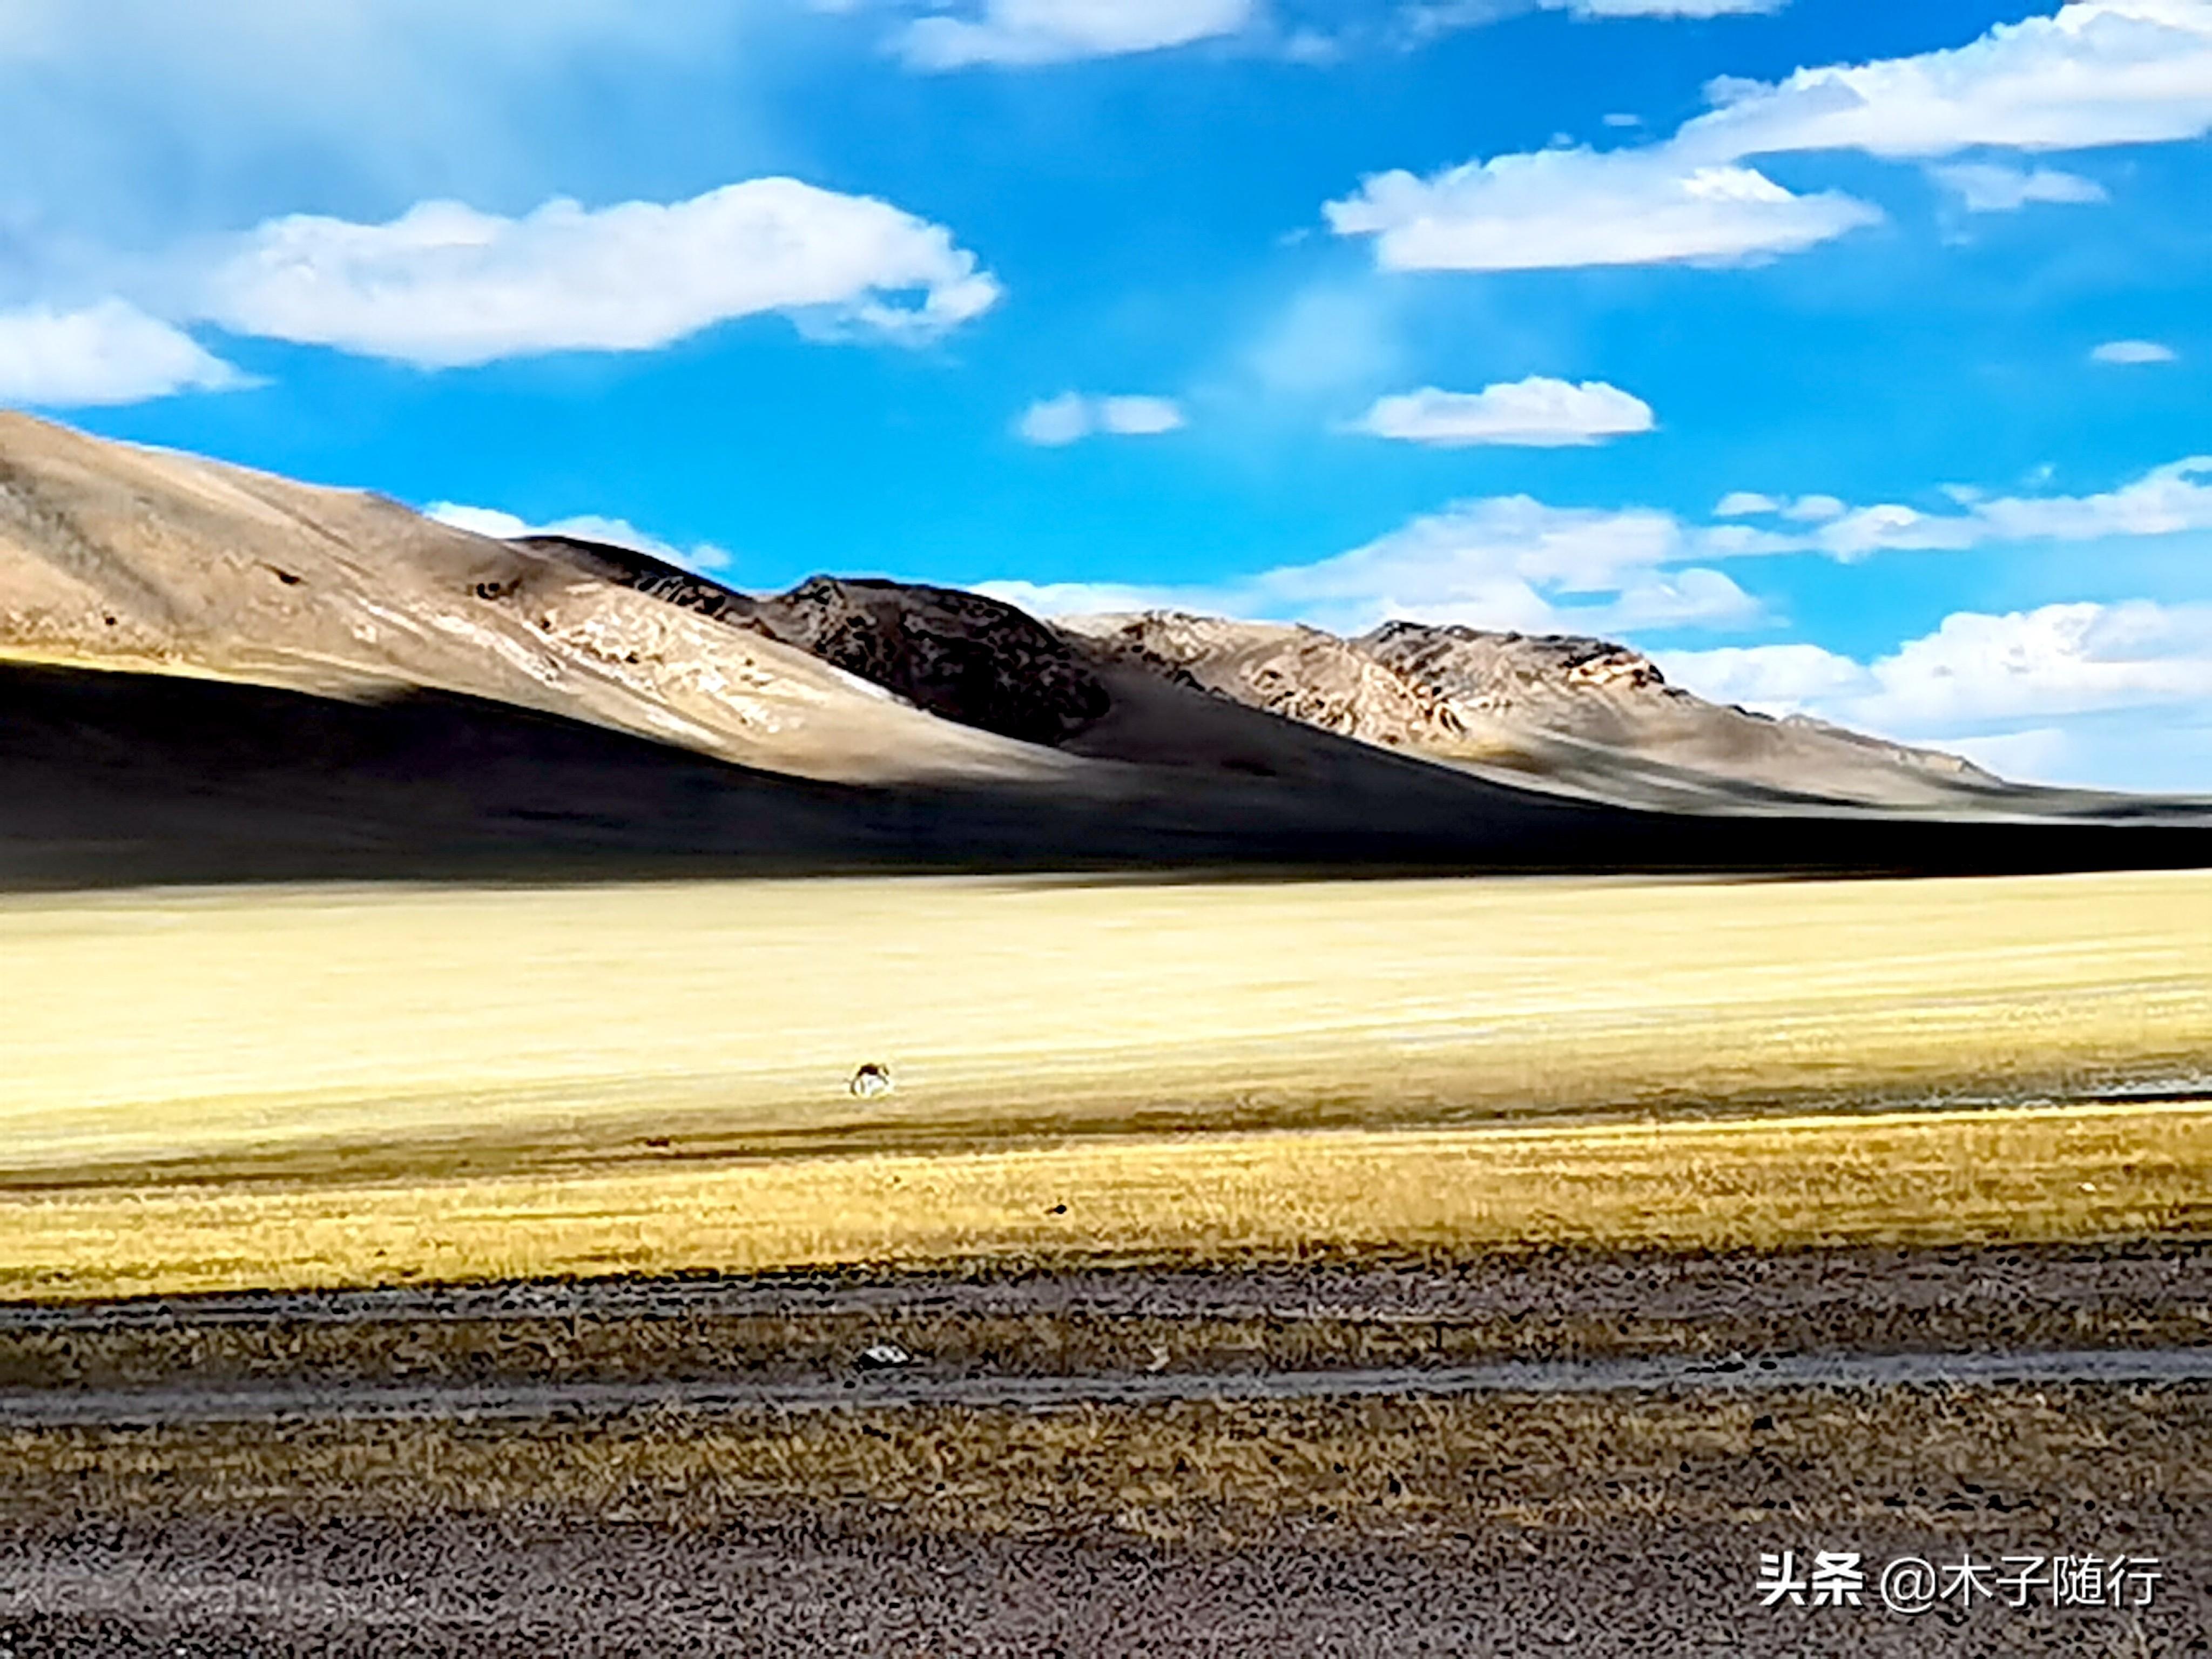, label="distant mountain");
[0,412,2203,886]
[1065,611,2007,814]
